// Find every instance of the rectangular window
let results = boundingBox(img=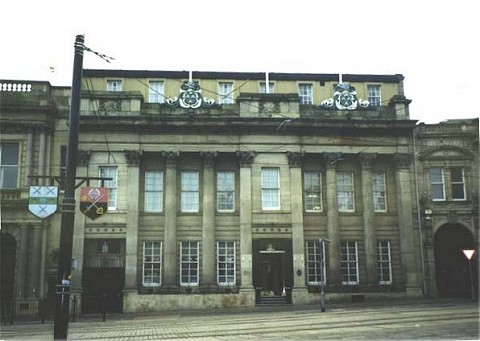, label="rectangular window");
[181,171,199,212]
[259,82,275,94]
[219,82,234,104]
[372,171,387,212]
[377,240,392,285]
[337,172,355,212]
[304,172,322,212]
[145,171,163,212]
[450,167,466,200]
[341,241,359,285]
[180,241,199,286]
[299,83,313,105]
[107,80,122,92]
[217,241,236,286]
[367,85,381,106]
[261,168,280,210]
[0,143,19,189]
[429,167,445,201]
[148,81,164,103]
[306,240,326,285]
[99,166,117,210]
[217,171,235,212]
[142,241,162,287]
